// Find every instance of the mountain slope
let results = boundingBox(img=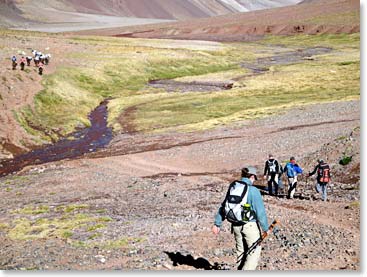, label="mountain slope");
[1,0,303,29]
[91,0,359,41]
